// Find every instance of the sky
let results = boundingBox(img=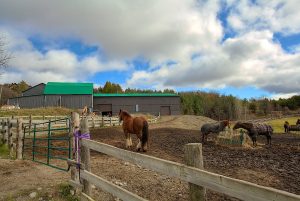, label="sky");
[0,0,300,100]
